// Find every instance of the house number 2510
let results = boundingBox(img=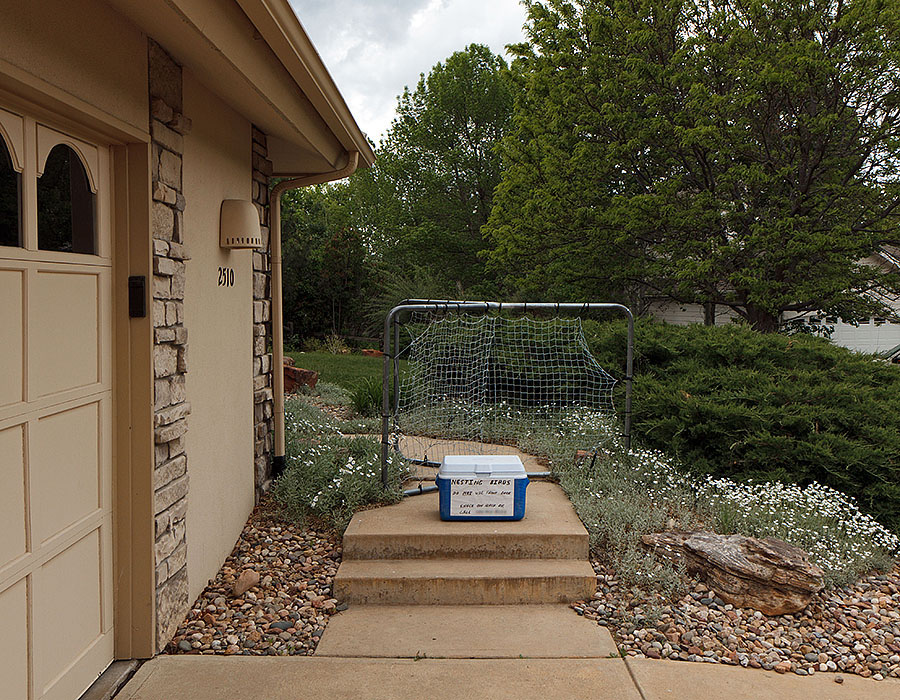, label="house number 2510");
[217,266,235,287]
